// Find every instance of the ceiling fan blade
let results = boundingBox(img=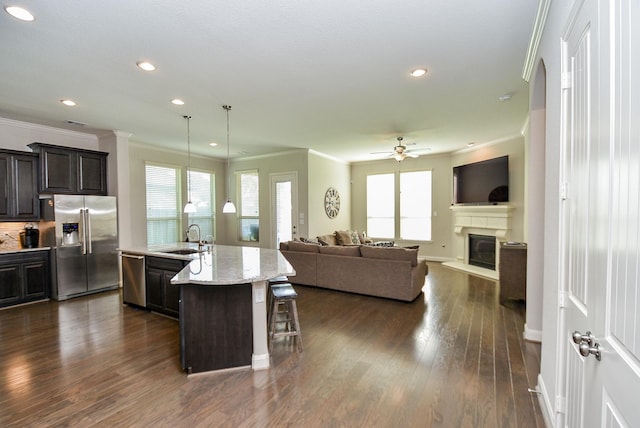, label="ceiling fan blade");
[406,152,419,158]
